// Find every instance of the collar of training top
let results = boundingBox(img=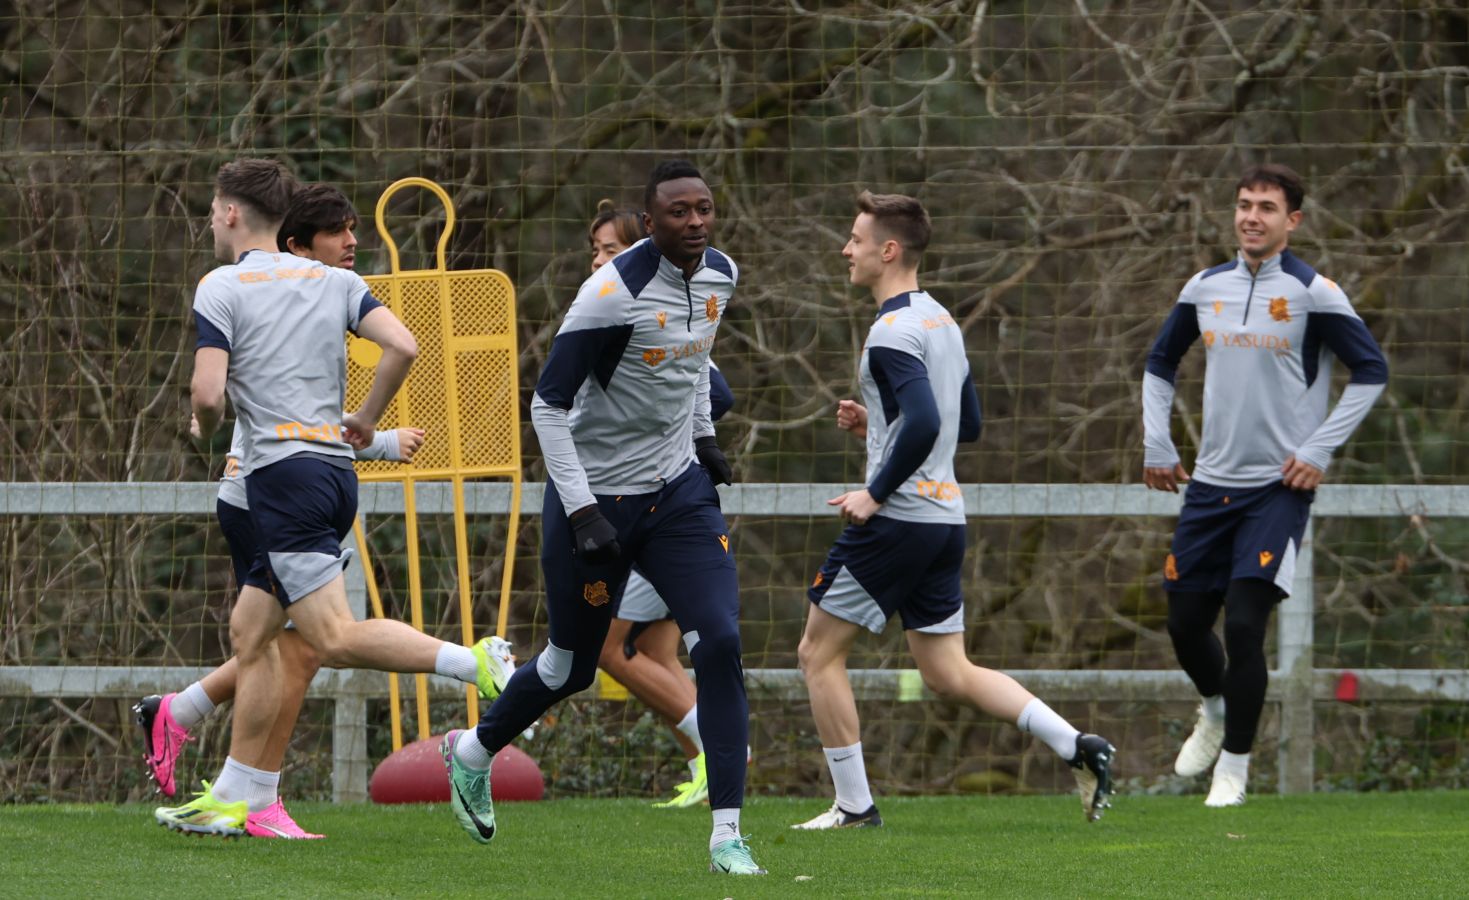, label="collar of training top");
[877,291,916,316]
